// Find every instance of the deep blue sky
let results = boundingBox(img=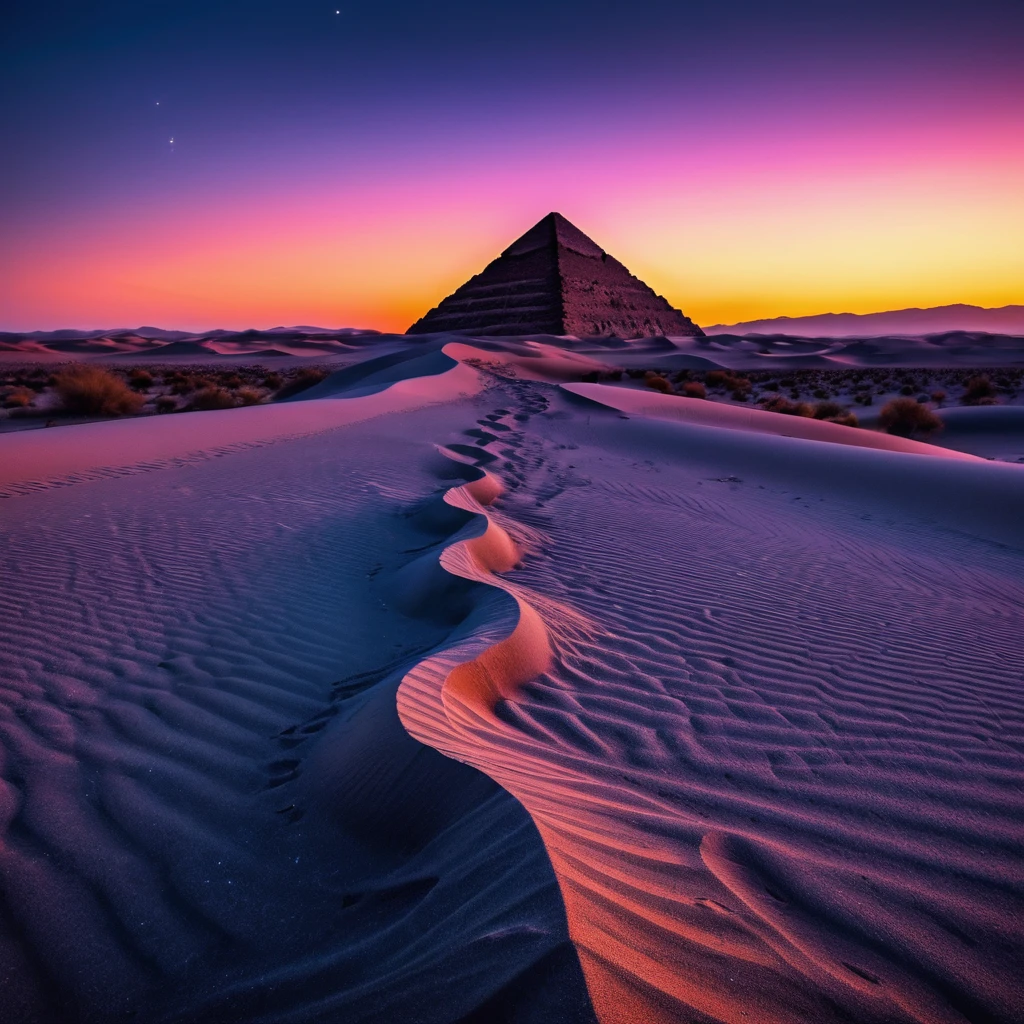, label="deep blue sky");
[3,1,1022,329]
